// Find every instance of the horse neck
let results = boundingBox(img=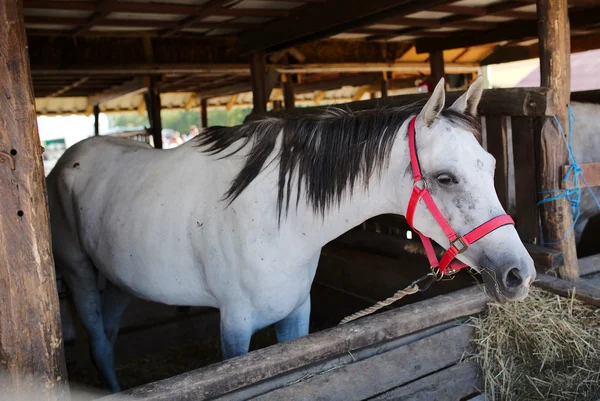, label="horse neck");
[282,122,414,250]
